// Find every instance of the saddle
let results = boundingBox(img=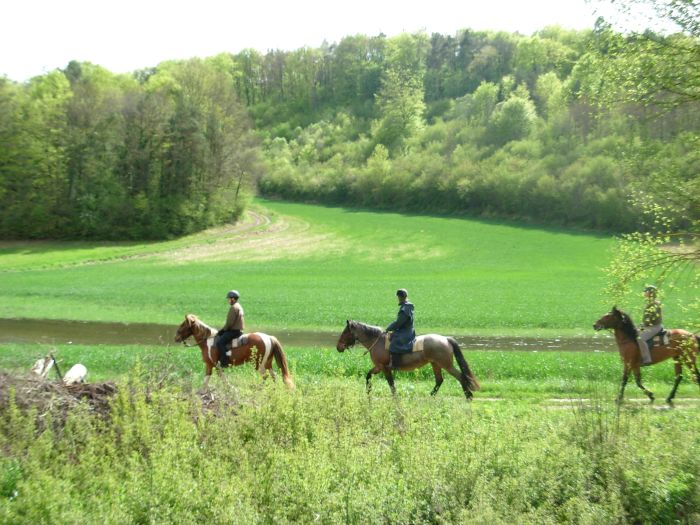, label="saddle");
[216,333,248,367]
[225,334,248,356]
[645,328,669,351]
[385,335,424,353]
